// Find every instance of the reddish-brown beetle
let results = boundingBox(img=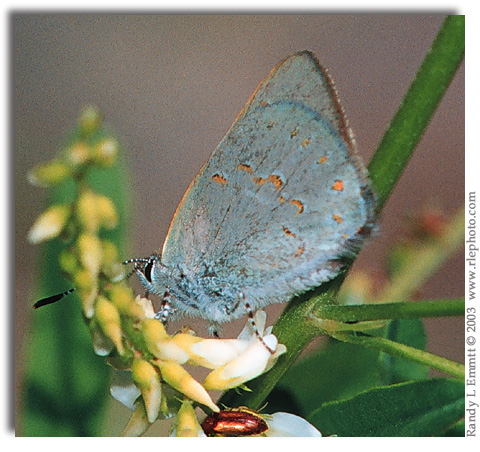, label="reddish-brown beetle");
[201,406,268,437]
